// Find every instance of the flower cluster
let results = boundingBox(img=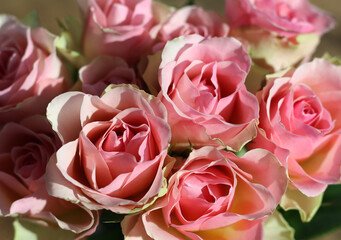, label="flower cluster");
[0,0,340,239]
